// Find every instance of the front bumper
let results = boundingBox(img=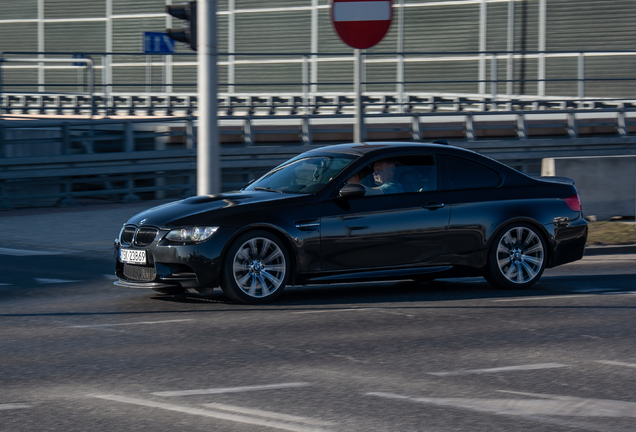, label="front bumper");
[114,226,236,289]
